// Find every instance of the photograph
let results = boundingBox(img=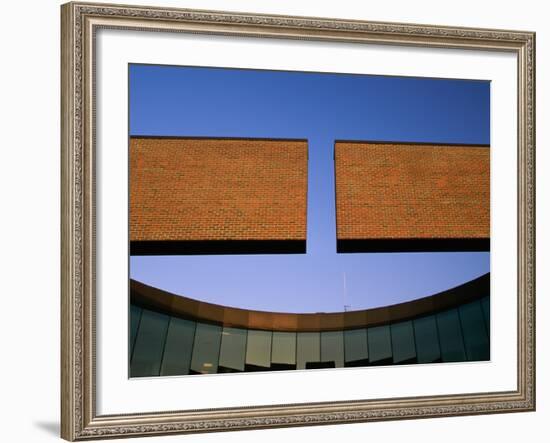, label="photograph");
[59,2,535,439]
[128,64,491,377]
